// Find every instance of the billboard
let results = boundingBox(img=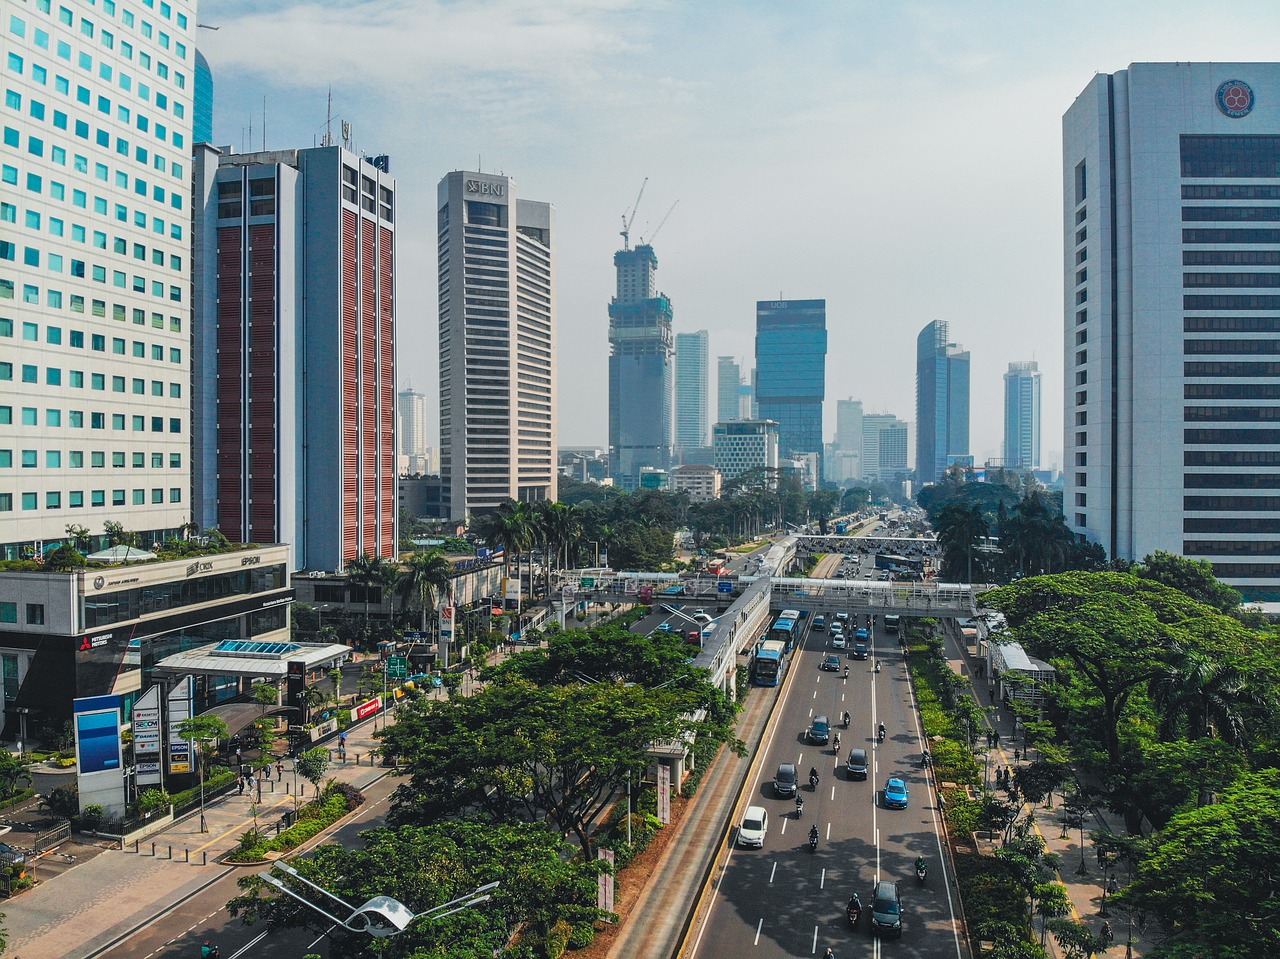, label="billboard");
[133,685,163,786]
[355,697,383,721]
[74,694,127,819]
[166,675,193,775]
